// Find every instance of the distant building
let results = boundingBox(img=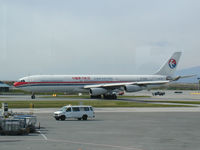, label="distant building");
[0,81,10,92]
